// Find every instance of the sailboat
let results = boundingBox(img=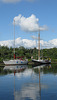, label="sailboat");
[3,20,28,65]
[32,30,51,65]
